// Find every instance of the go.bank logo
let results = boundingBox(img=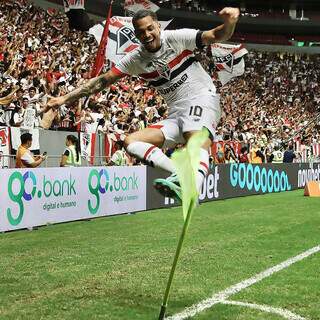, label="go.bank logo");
[88,169,109,215]
[7,171,76,226]
[230,164,292,193]
[88,168,139,215]
[7,171,37,226]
